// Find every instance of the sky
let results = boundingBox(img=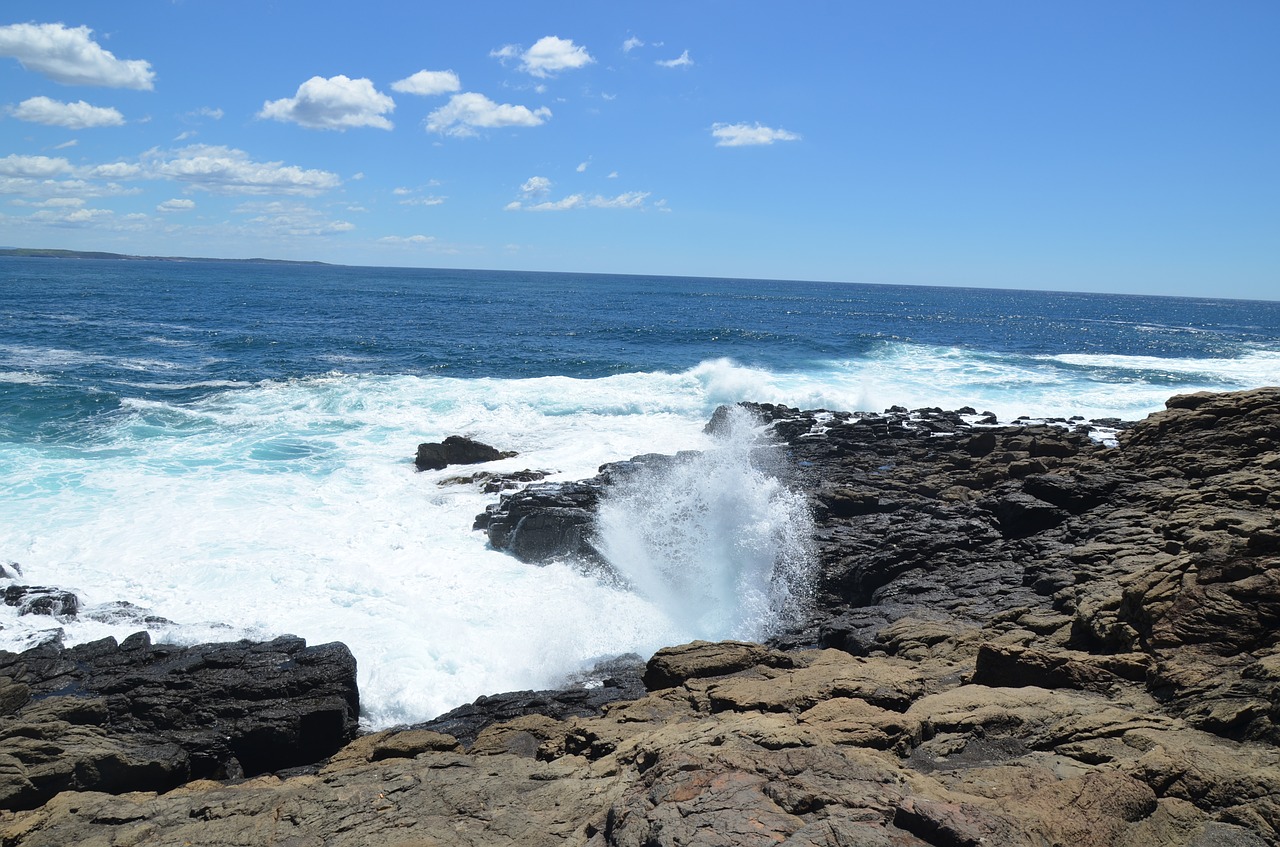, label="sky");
[0,2,1276,299]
